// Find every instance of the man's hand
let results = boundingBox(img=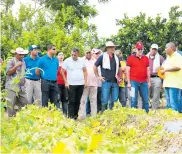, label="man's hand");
[98,76,105,82]
[148,82,151,88]
[84,82,87,88]
[65,82,69,89]
[127,83,131,90]
[160,69,166,74]
[15,61,23,67]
